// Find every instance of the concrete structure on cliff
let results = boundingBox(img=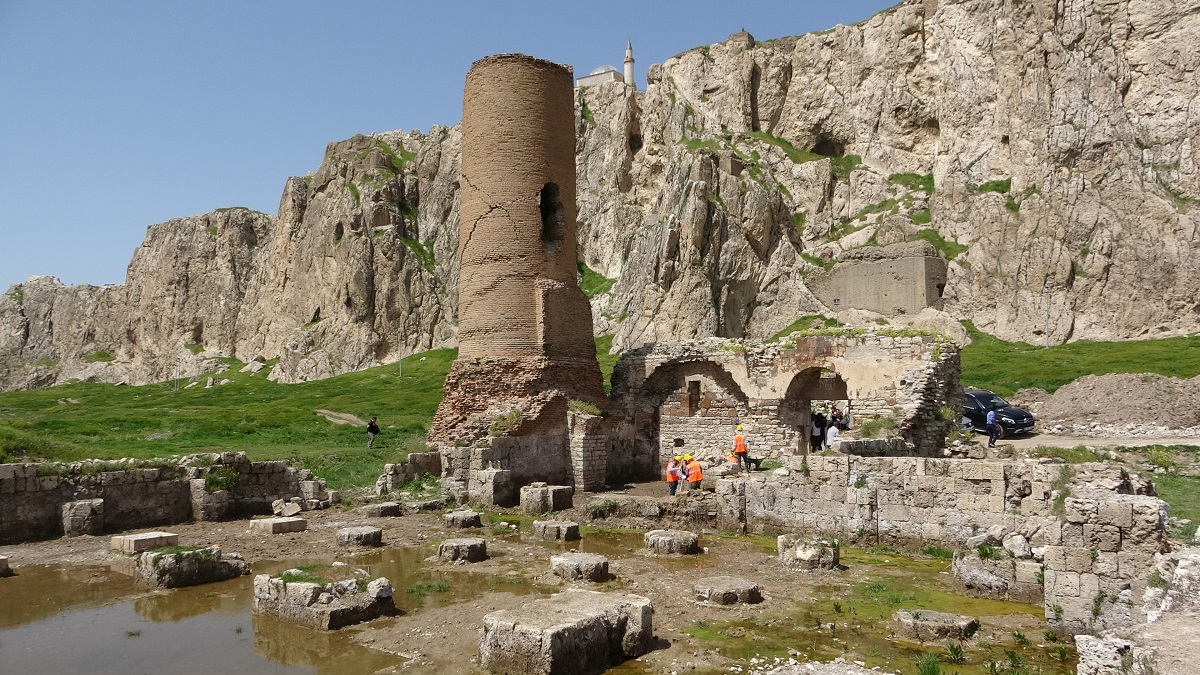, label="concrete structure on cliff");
[807,242,948,316]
